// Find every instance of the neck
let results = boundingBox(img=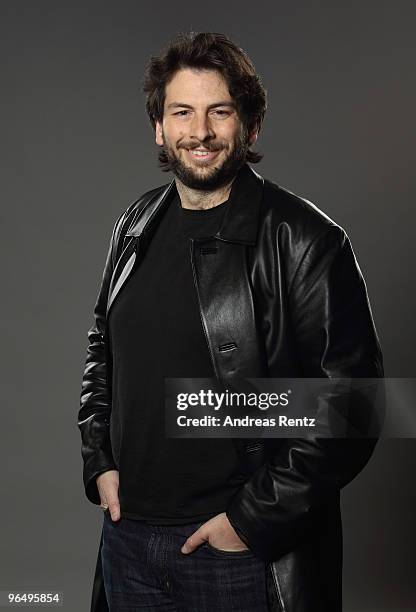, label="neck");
[175,176,235,210]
